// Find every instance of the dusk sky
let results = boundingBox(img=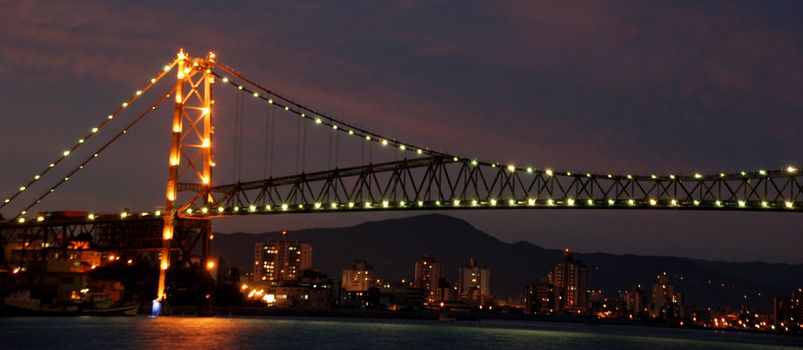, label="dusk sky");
[0,1,800,263]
